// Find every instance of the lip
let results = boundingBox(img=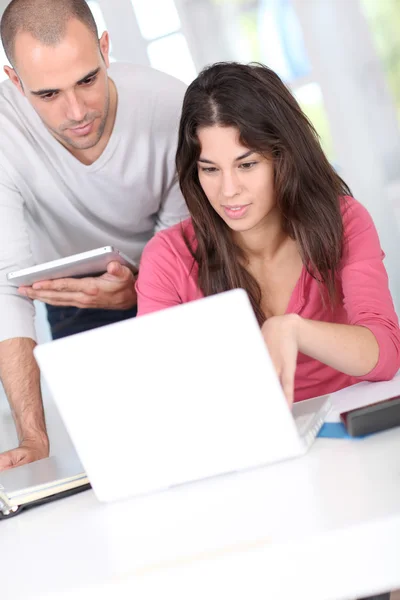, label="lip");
[69,121,94,136]
[222,204,251,220]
